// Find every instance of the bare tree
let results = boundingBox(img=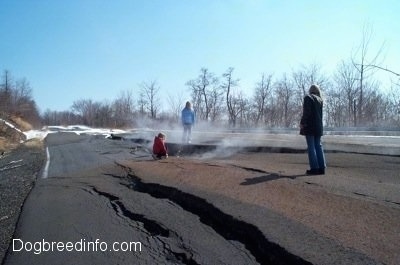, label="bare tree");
[13,78,40,125]
[167,90,185,122]
[388,83,400,125]
[221,67,241,127]
[362,84,387,126]
[274,74,297,127]
[332,61,359,126]
[140,80,160,119]
[137,92,147,117]
[186,68,218,121]
[71,99,99,126]
[225,92,244,128]
[95,101,113,127]
[0,71,41,126]
[237,92,250,127]
[351,23,385,125]
[0,70,13,114]
[12,78,32,113]
[208,85,224,123]
[324,85,344,127]
[253,73,272,126]
[363,65,400,77]
[292,63,329,105]
[113,89,135,127]
[42,109,81,126]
